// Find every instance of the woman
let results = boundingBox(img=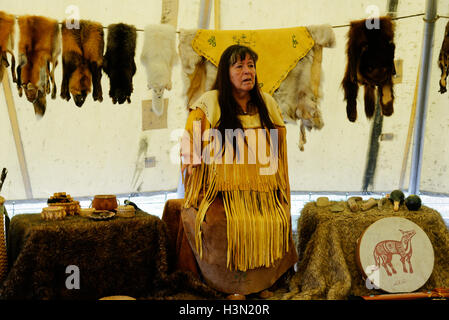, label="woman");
[179,45,297,297]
